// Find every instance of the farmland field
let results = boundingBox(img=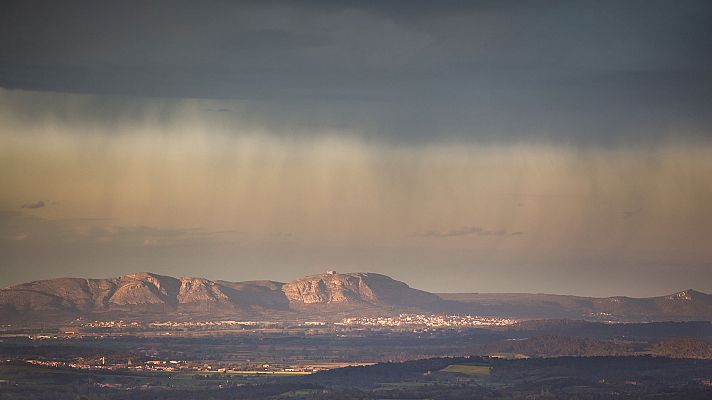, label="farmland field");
[441,363,491,376]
